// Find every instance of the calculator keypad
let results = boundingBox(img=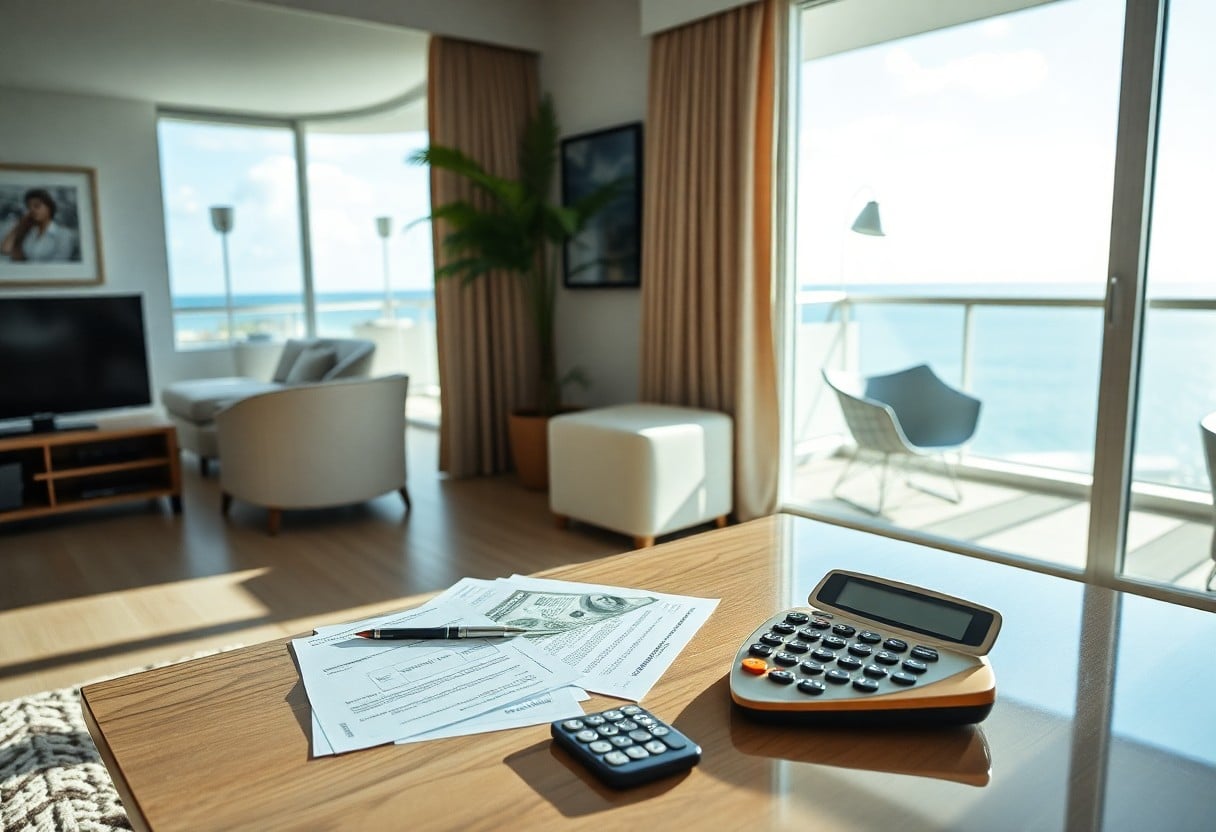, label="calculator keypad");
[551,706,702,788]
